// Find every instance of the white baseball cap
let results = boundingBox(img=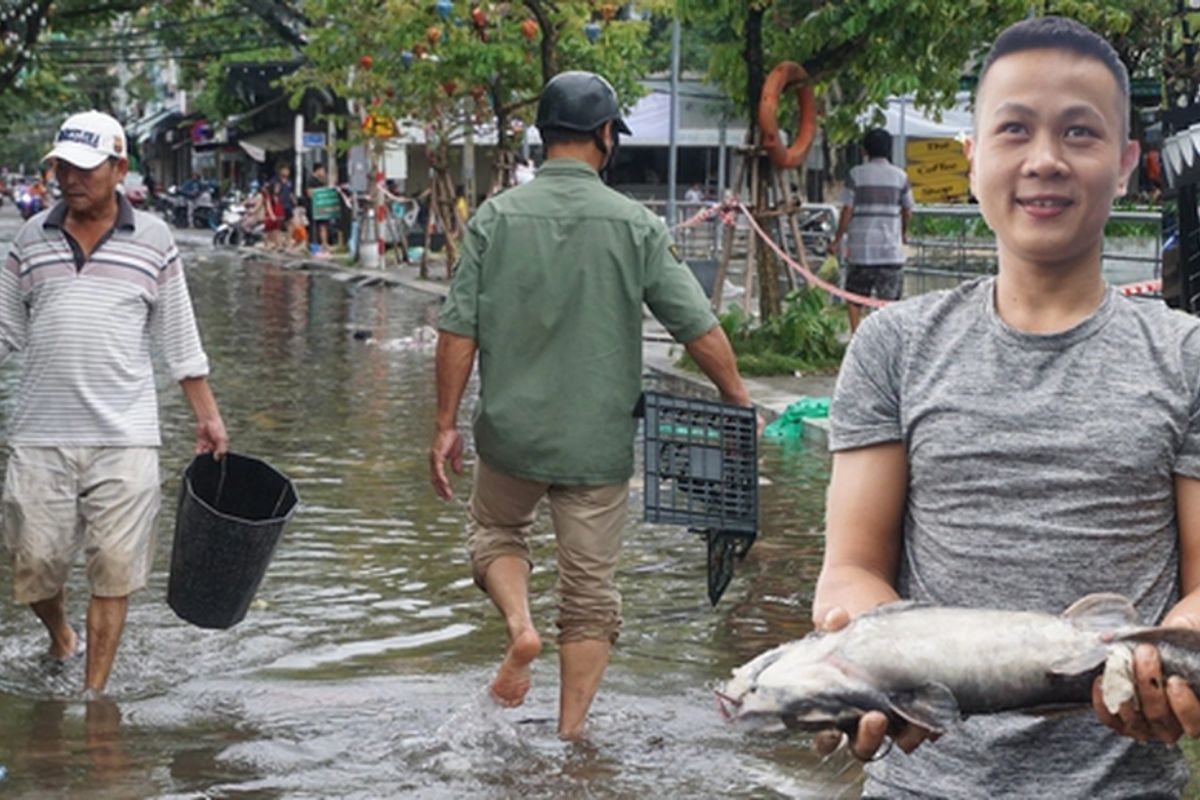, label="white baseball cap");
[43,111,127,169]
